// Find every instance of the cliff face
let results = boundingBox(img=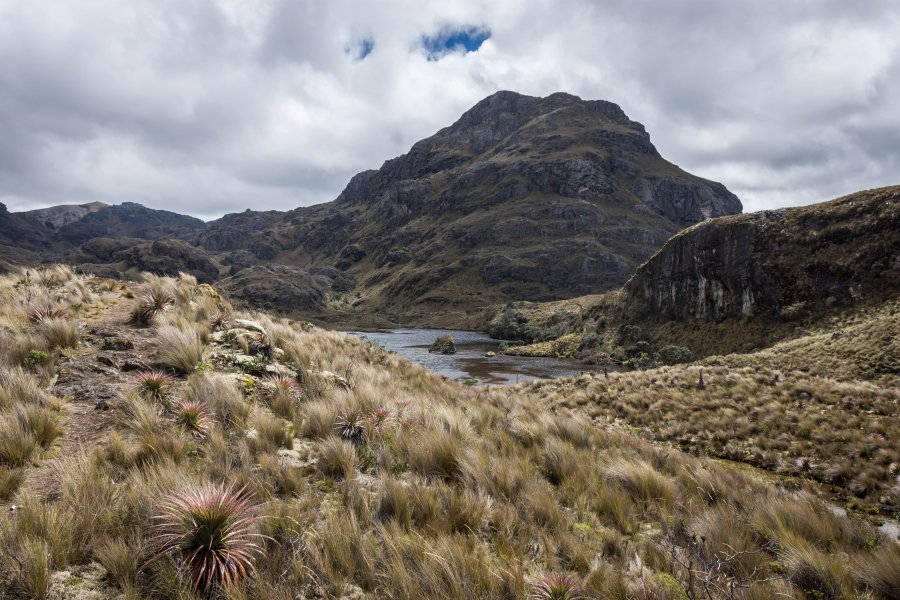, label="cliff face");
[625,186,900,319]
